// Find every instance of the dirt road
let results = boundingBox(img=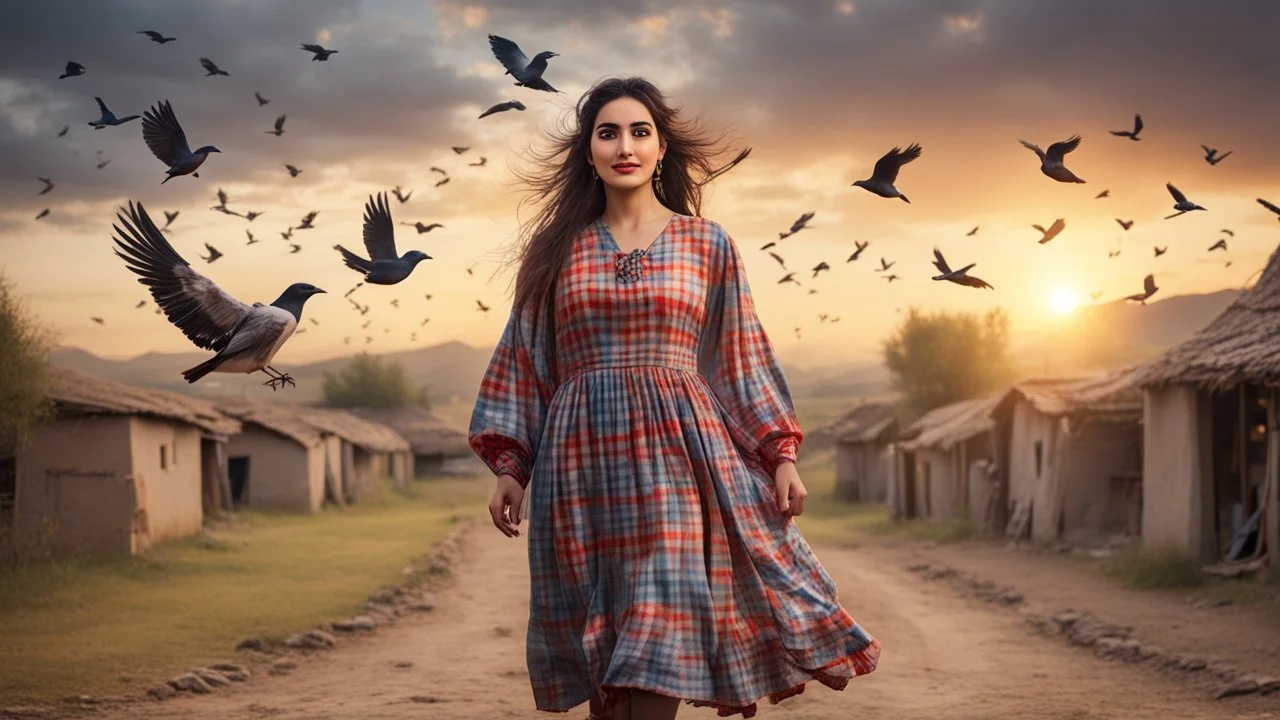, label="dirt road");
[55,518,1280,720]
